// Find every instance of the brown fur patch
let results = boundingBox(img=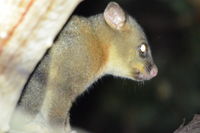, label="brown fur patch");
[92,42,110,76]
[99,43,110,71]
